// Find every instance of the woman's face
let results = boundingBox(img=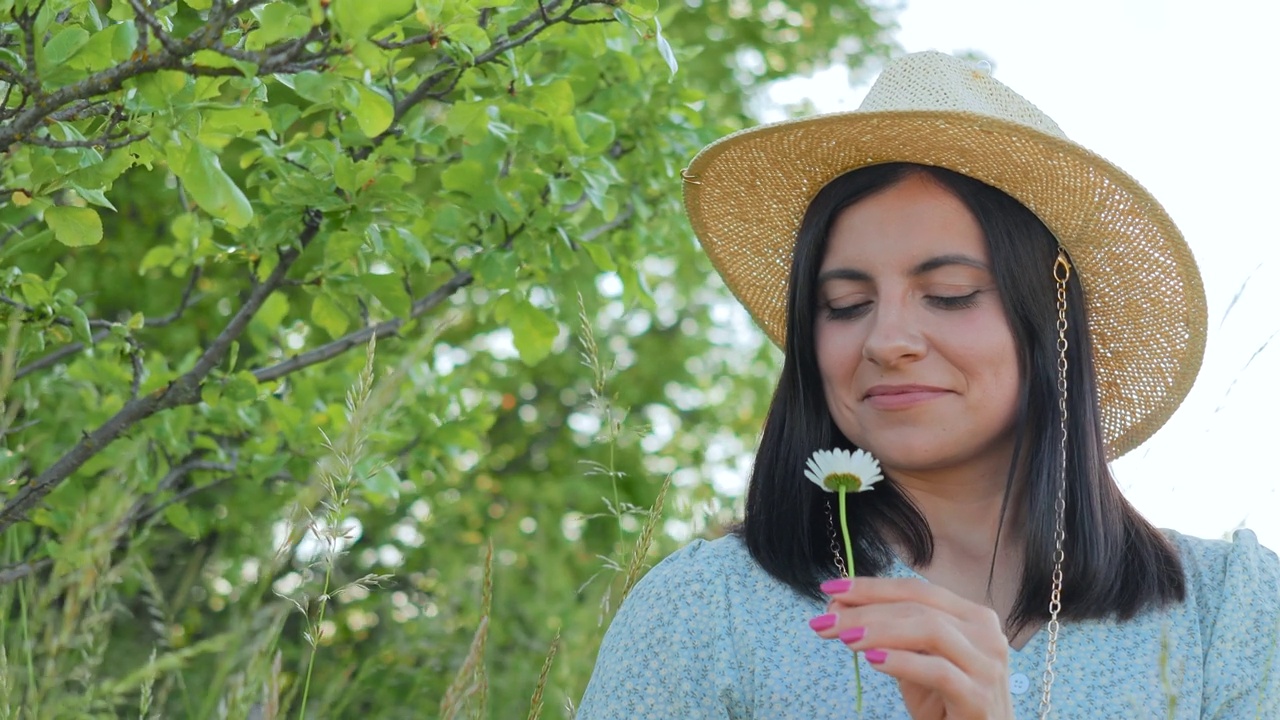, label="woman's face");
[813,173,1021,477]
